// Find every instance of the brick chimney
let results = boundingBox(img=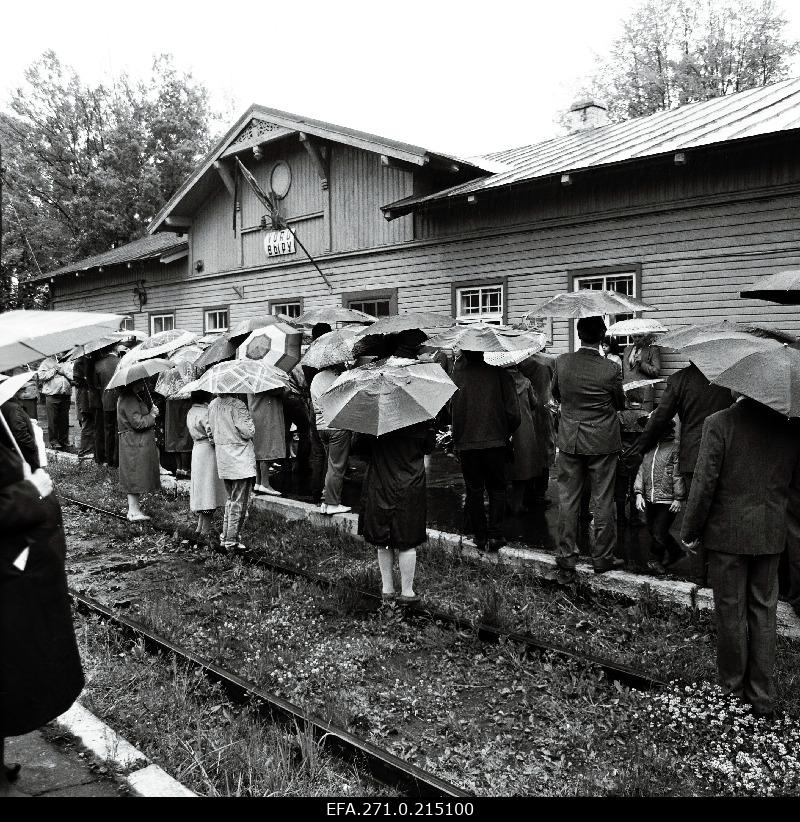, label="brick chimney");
[568,99,609,132]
